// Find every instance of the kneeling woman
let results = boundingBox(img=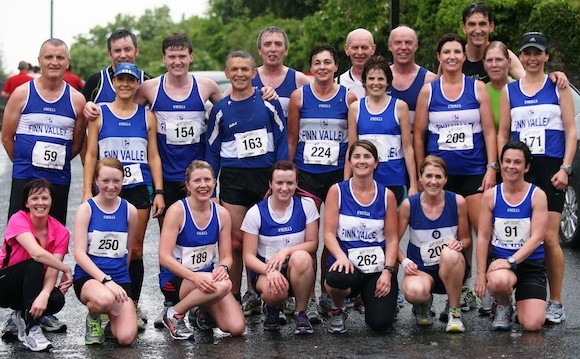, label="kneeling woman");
[476,141,548,331]
[73,158,138,345]
[158,160,245,340]
[398,156,470,332]
[242,161,319,334]
[0,179,72,352]
[324,140,399,333]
